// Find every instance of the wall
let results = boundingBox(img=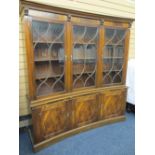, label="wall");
[19,14,31,116]
[19,0,135,118]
